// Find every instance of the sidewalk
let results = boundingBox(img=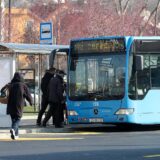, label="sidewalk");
[0,115,72,139]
